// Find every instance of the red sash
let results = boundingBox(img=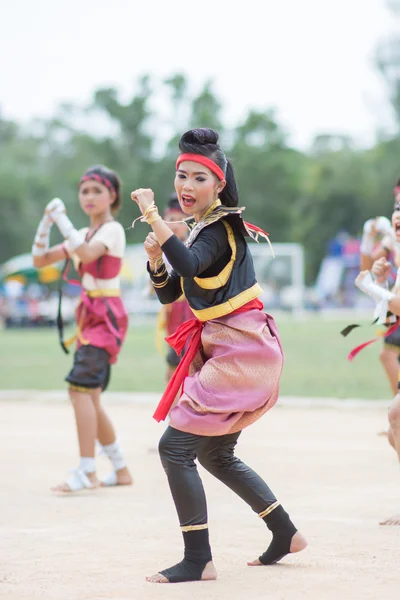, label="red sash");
[347,319,400,361]
[153,298,264,422]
